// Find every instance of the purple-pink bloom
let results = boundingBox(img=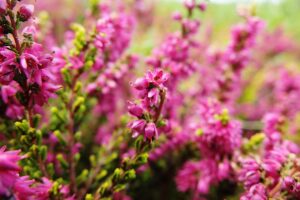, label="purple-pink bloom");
[128,102,144,117]
[238,158,261,189]
[240,183,268,200]
[0,146,23,196]
[144,122,158,140]
[18,4,34,21]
